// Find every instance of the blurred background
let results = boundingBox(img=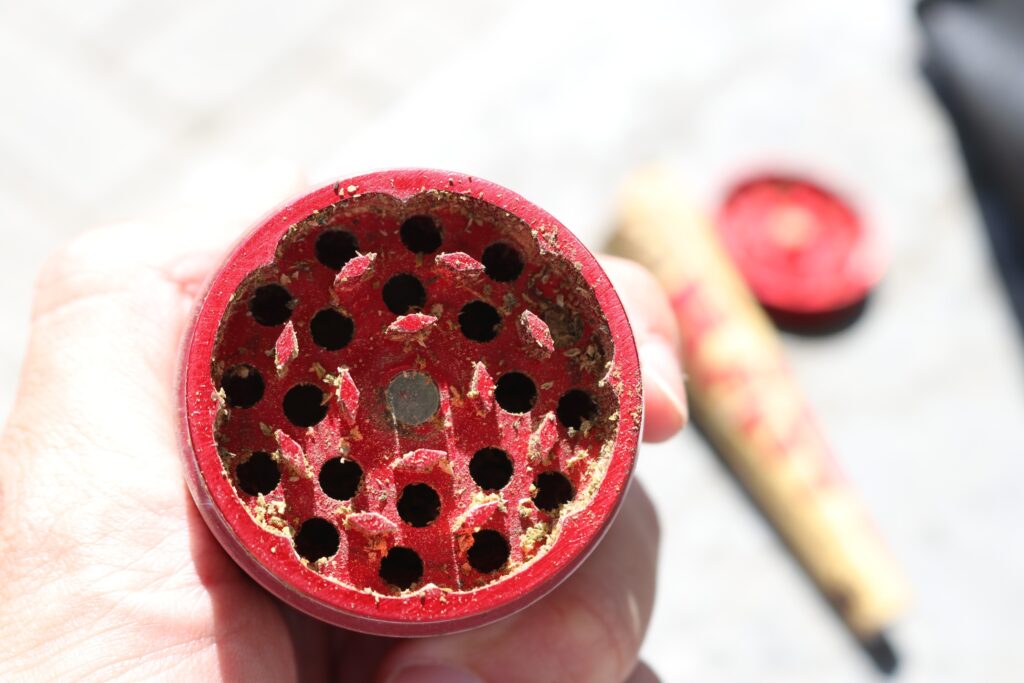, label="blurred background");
[1,0,1022,680]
